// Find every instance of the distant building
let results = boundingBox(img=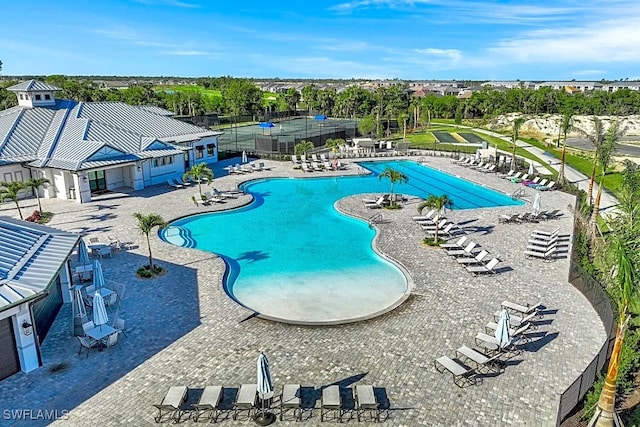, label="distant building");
[0,80,221,204]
